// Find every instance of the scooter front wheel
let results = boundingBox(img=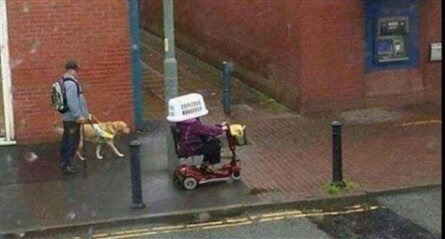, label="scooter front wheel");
[183,177,198,190]
[231,171,241,180]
